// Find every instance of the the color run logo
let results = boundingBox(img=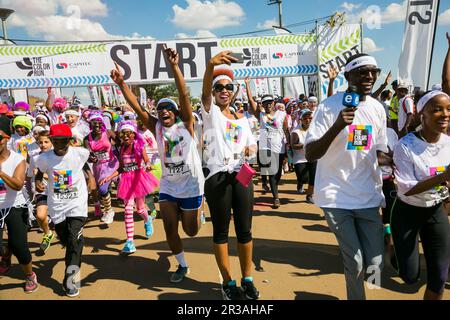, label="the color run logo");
[347,125,372,150]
